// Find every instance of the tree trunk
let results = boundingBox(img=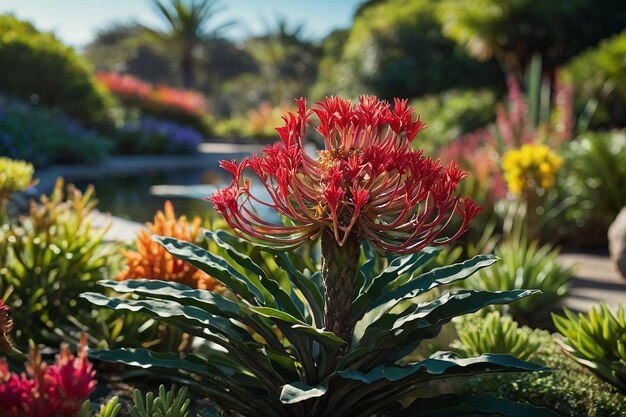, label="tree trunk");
[181,46,195,89]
